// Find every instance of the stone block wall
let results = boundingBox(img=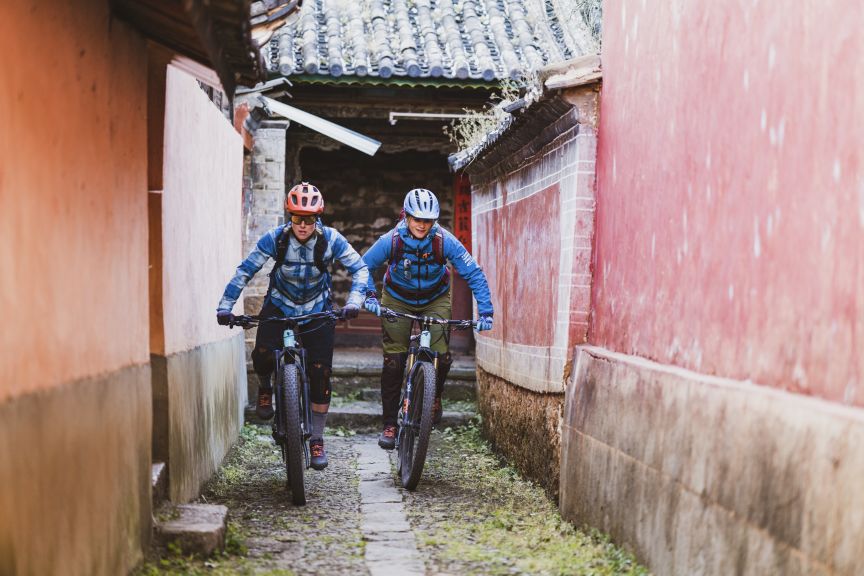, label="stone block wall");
[243,122,288,379]
[295,147,454,306]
